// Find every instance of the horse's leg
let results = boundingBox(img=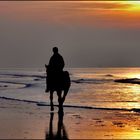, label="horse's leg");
[62,71,70,104]
[57,90,63,110]
[50,91,54,111]
[62,89,69,104]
